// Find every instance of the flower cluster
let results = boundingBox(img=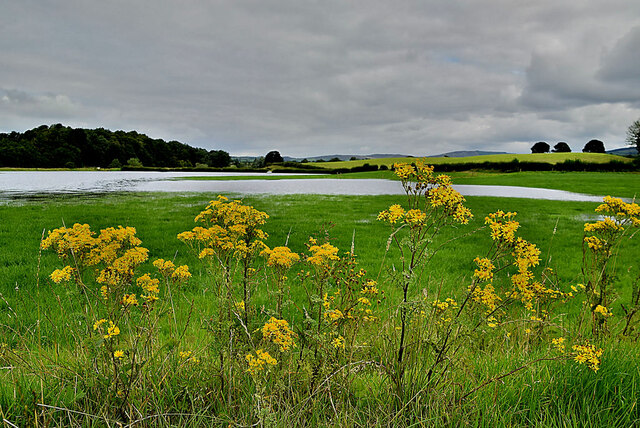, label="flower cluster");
[572,343,604,372]
[178,195,269,262]
[331,335,345,349]
[377,204,406,224]
[471,211,568,326]
[551,337,566,353]
[432,298,458,324]
[380,161,472,227]
[306,239,340,267]
[595,196,640,226]
[43,224,156,309]
[179,350,199,363]
[136,274,160,303]
[485,211,519,244]
[153,259,191,283]
[261,246,300,270]
[594,304,613,317]
[584,197,640,256]
[41,223,98,264]
[473,257,495,282]
[50,265,75,284]
[93,319,120,339]
[245,349,277,375]
[262,317,297,352]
